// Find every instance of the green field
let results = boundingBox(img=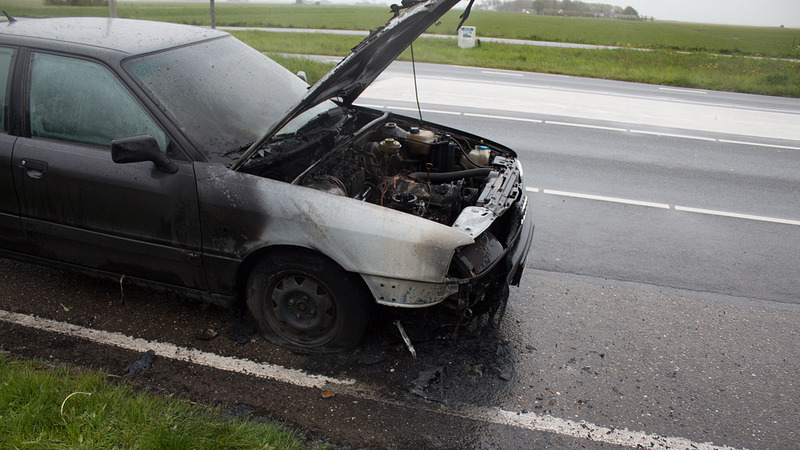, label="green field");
[2,1,799,96]
[236,30,800,97]
[5,0,800,58]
